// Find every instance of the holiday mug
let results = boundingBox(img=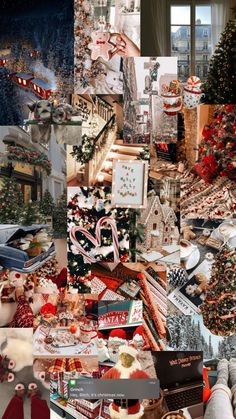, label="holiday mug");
[80,324,97,343]
[161,93,182,115]
[180,239,197,262]
[183,86,204,109]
